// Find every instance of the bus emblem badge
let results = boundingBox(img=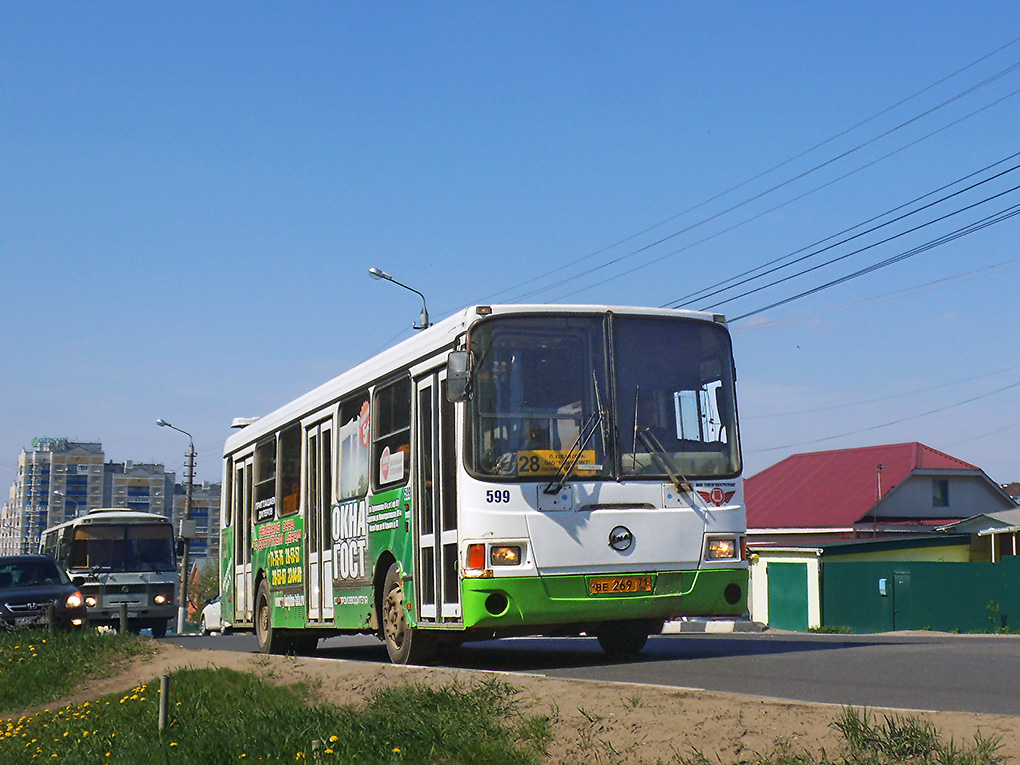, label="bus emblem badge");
[609,525,633,552]
[697,489,735,507]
